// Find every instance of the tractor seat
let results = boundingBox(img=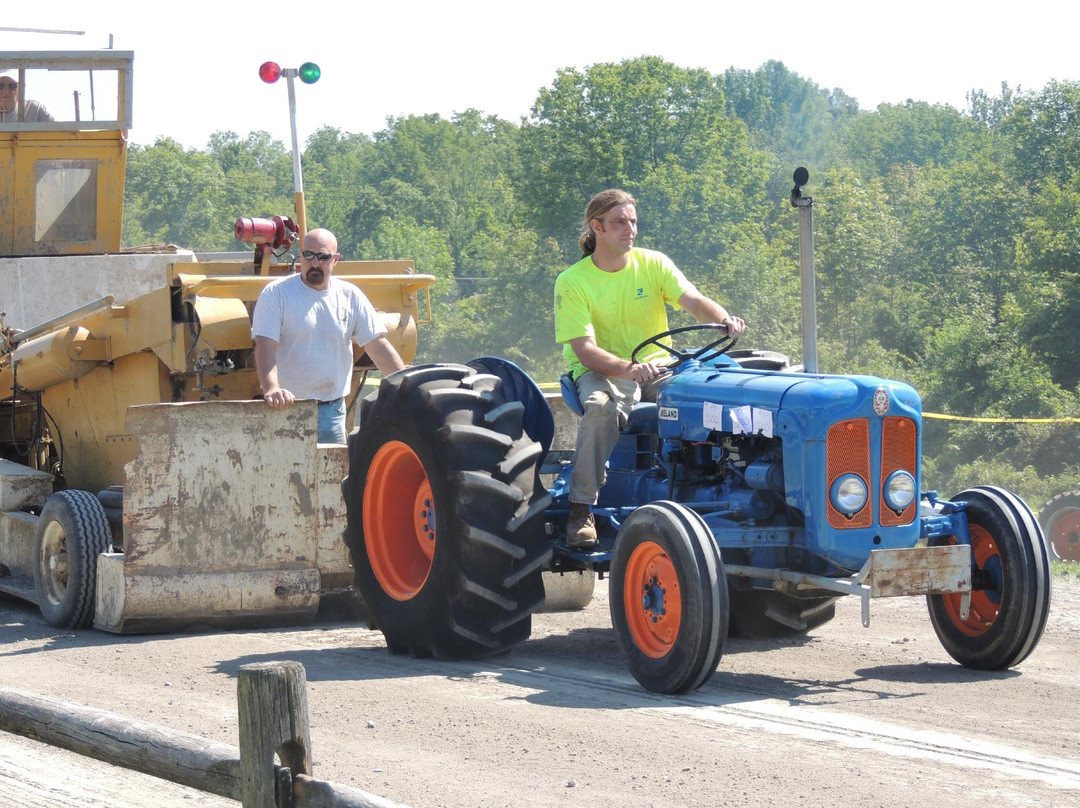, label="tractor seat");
[560,372,658,434]
[559,372,584,416]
